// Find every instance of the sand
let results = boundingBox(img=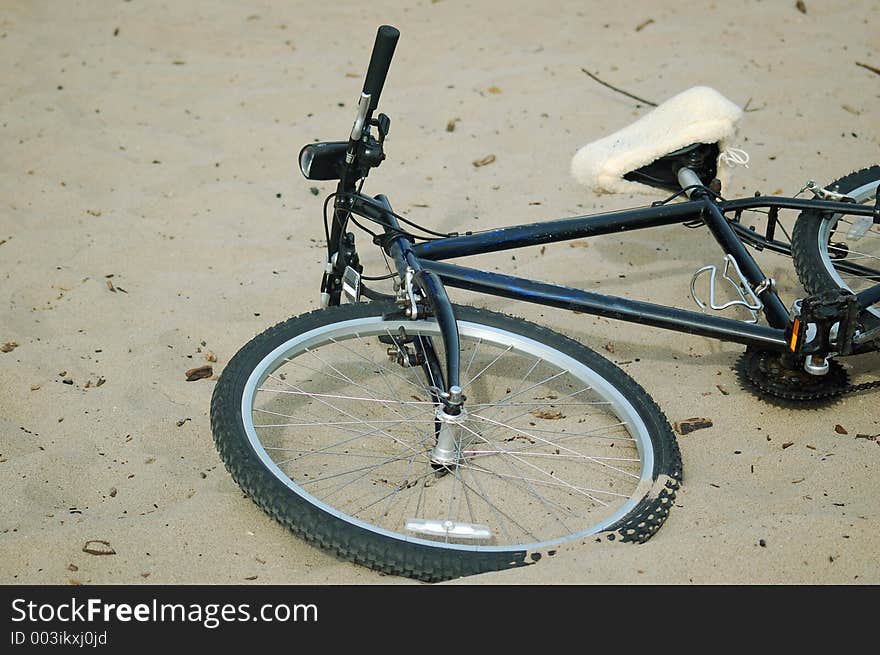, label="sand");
[1,0,878,586]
